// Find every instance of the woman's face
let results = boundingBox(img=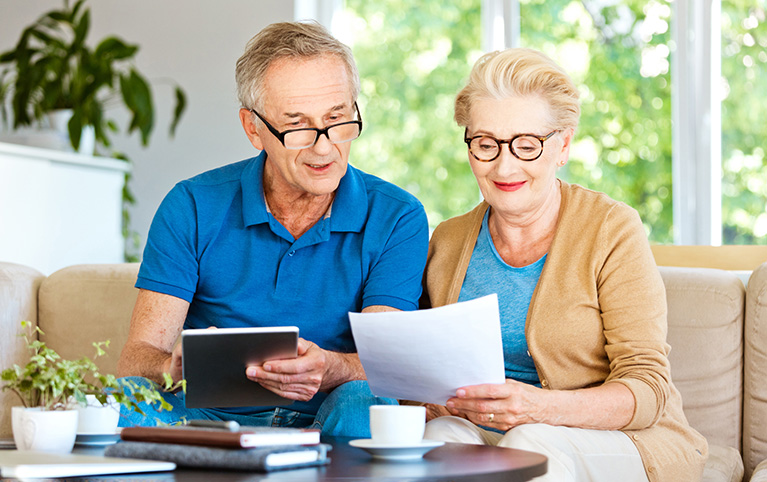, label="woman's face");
[466,95,572,222]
